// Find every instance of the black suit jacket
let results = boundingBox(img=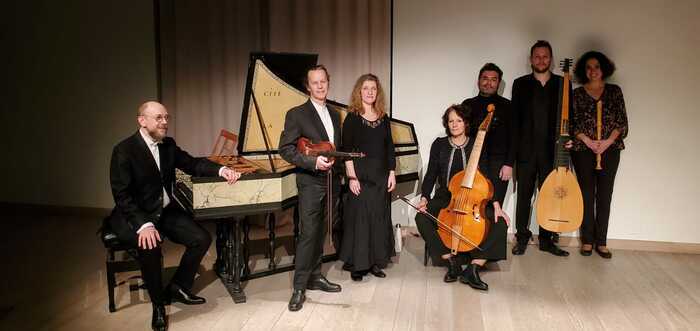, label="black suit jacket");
[278,99,342,181]
[511,73,571,164]
[109,131,220,235]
